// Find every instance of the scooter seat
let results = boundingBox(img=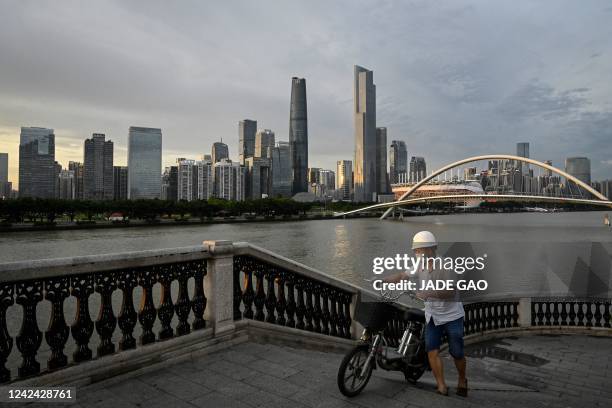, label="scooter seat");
[404,309,425,323]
